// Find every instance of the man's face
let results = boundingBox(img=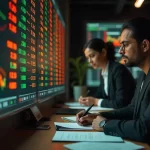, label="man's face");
[119,29,143,67]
